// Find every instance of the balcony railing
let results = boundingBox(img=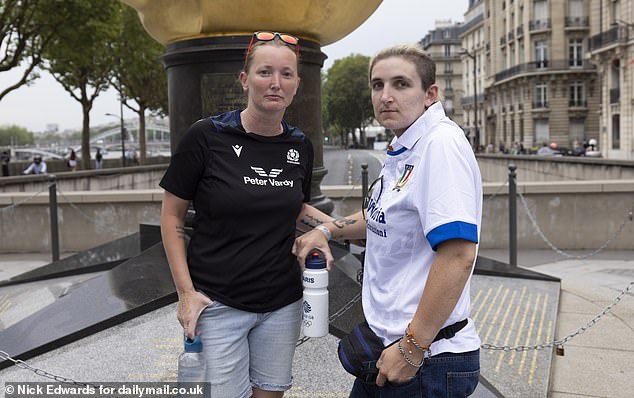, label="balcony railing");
[529,19,551,32]
[516,25,524,37]
[425,52,462,60]
[565,16,589,28]
[589,26,628,51]
[460,94,485,106]
[532,101,549,109]
[494,59,596,82]
[610,88,620,104]
[569,99,587,107]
